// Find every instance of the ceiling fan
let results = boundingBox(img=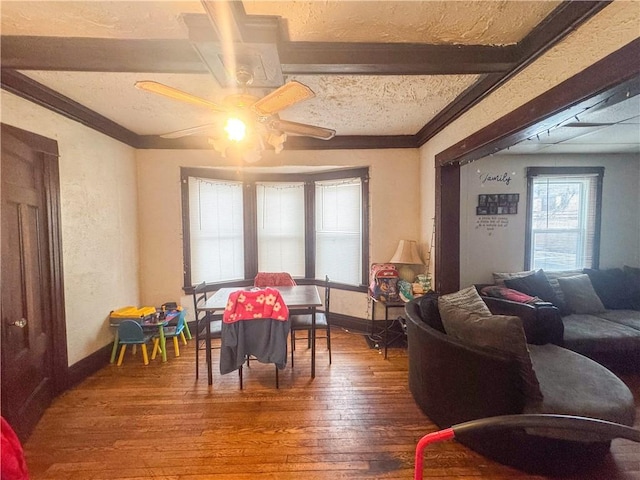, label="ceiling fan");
[135,66,335,159]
